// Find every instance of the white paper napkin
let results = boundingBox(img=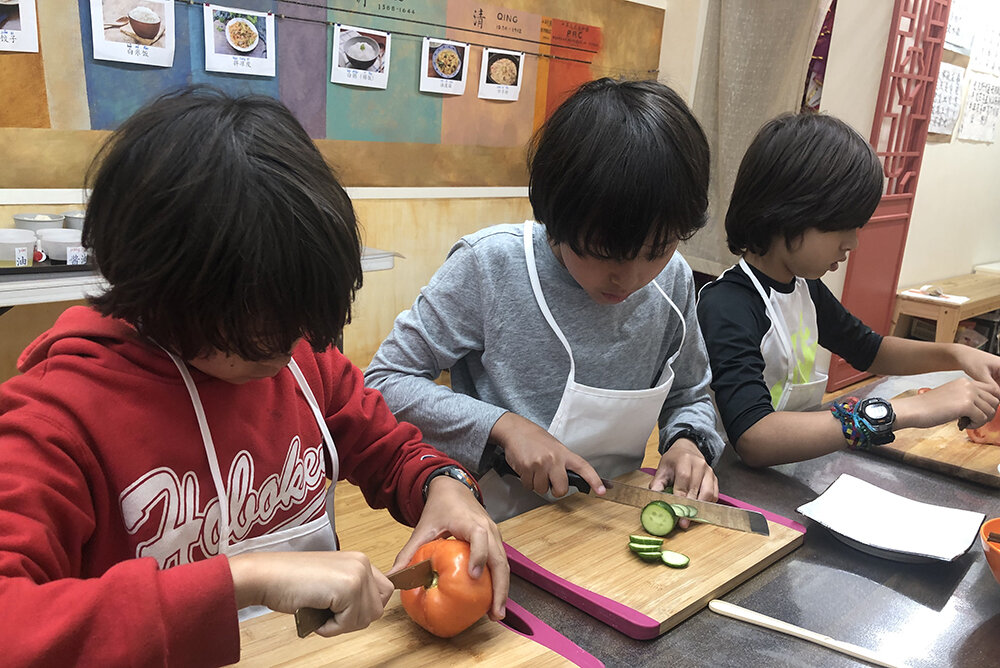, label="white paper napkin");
[797,474,984,561]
